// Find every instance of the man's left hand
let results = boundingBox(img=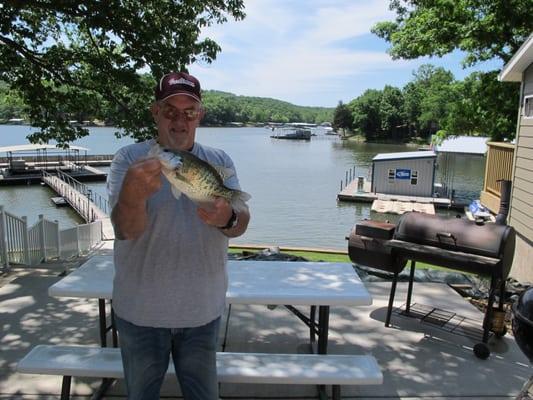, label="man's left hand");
[197,197,233,228]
